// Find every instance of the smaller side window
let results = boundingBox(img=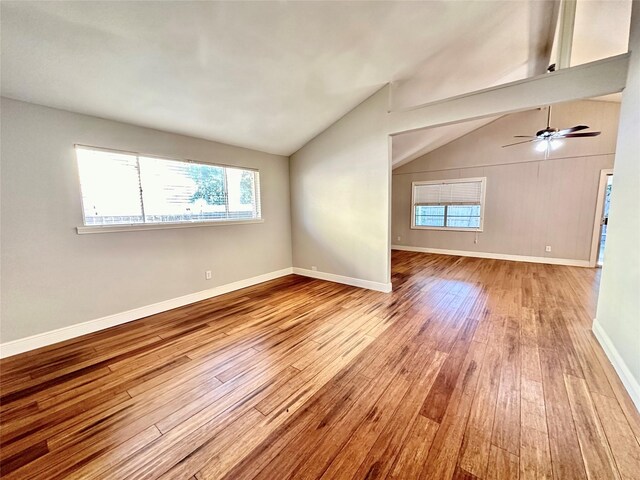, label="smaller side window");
[411,178,485,231]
